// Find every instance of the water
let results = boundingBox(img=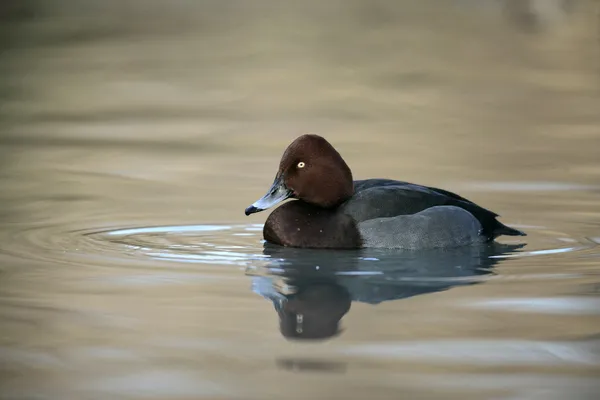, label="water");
[1,1,600,399]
